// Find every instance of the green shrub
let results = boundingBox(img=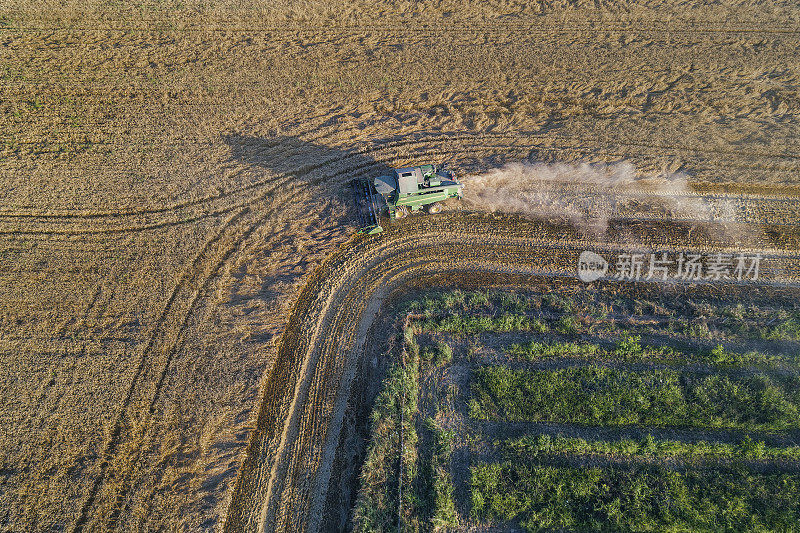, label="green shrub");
[740,435,767,459]
[555,315,580,335]
[685,321,712,339]
[467,290,490,308]
[709,343,728,363]
[613,332,642,358]
[442,289,465,310]
[762,313,800,340]
[531,319,548,334]
[434,341,453,366]
[498,292,524,312]
[544,295,574,313]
